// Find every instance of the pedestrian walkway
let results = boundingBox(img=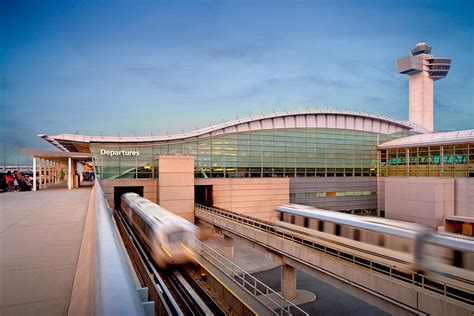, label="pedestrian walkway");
[0,187,92,316]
